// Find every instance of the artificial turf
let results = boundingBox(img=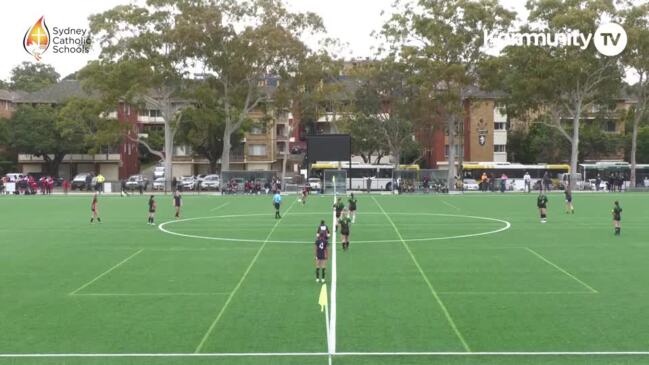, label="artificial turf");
[1,191,648,364]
